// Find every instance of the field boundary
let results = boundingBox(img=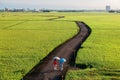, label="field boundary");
[2,20,28,29]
